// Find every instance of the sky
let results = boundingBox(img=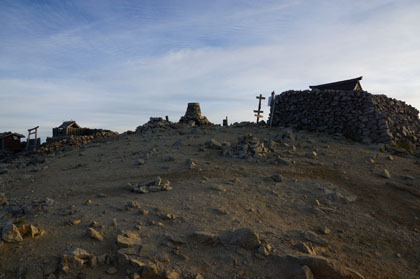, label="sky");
[1,0,419,141]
